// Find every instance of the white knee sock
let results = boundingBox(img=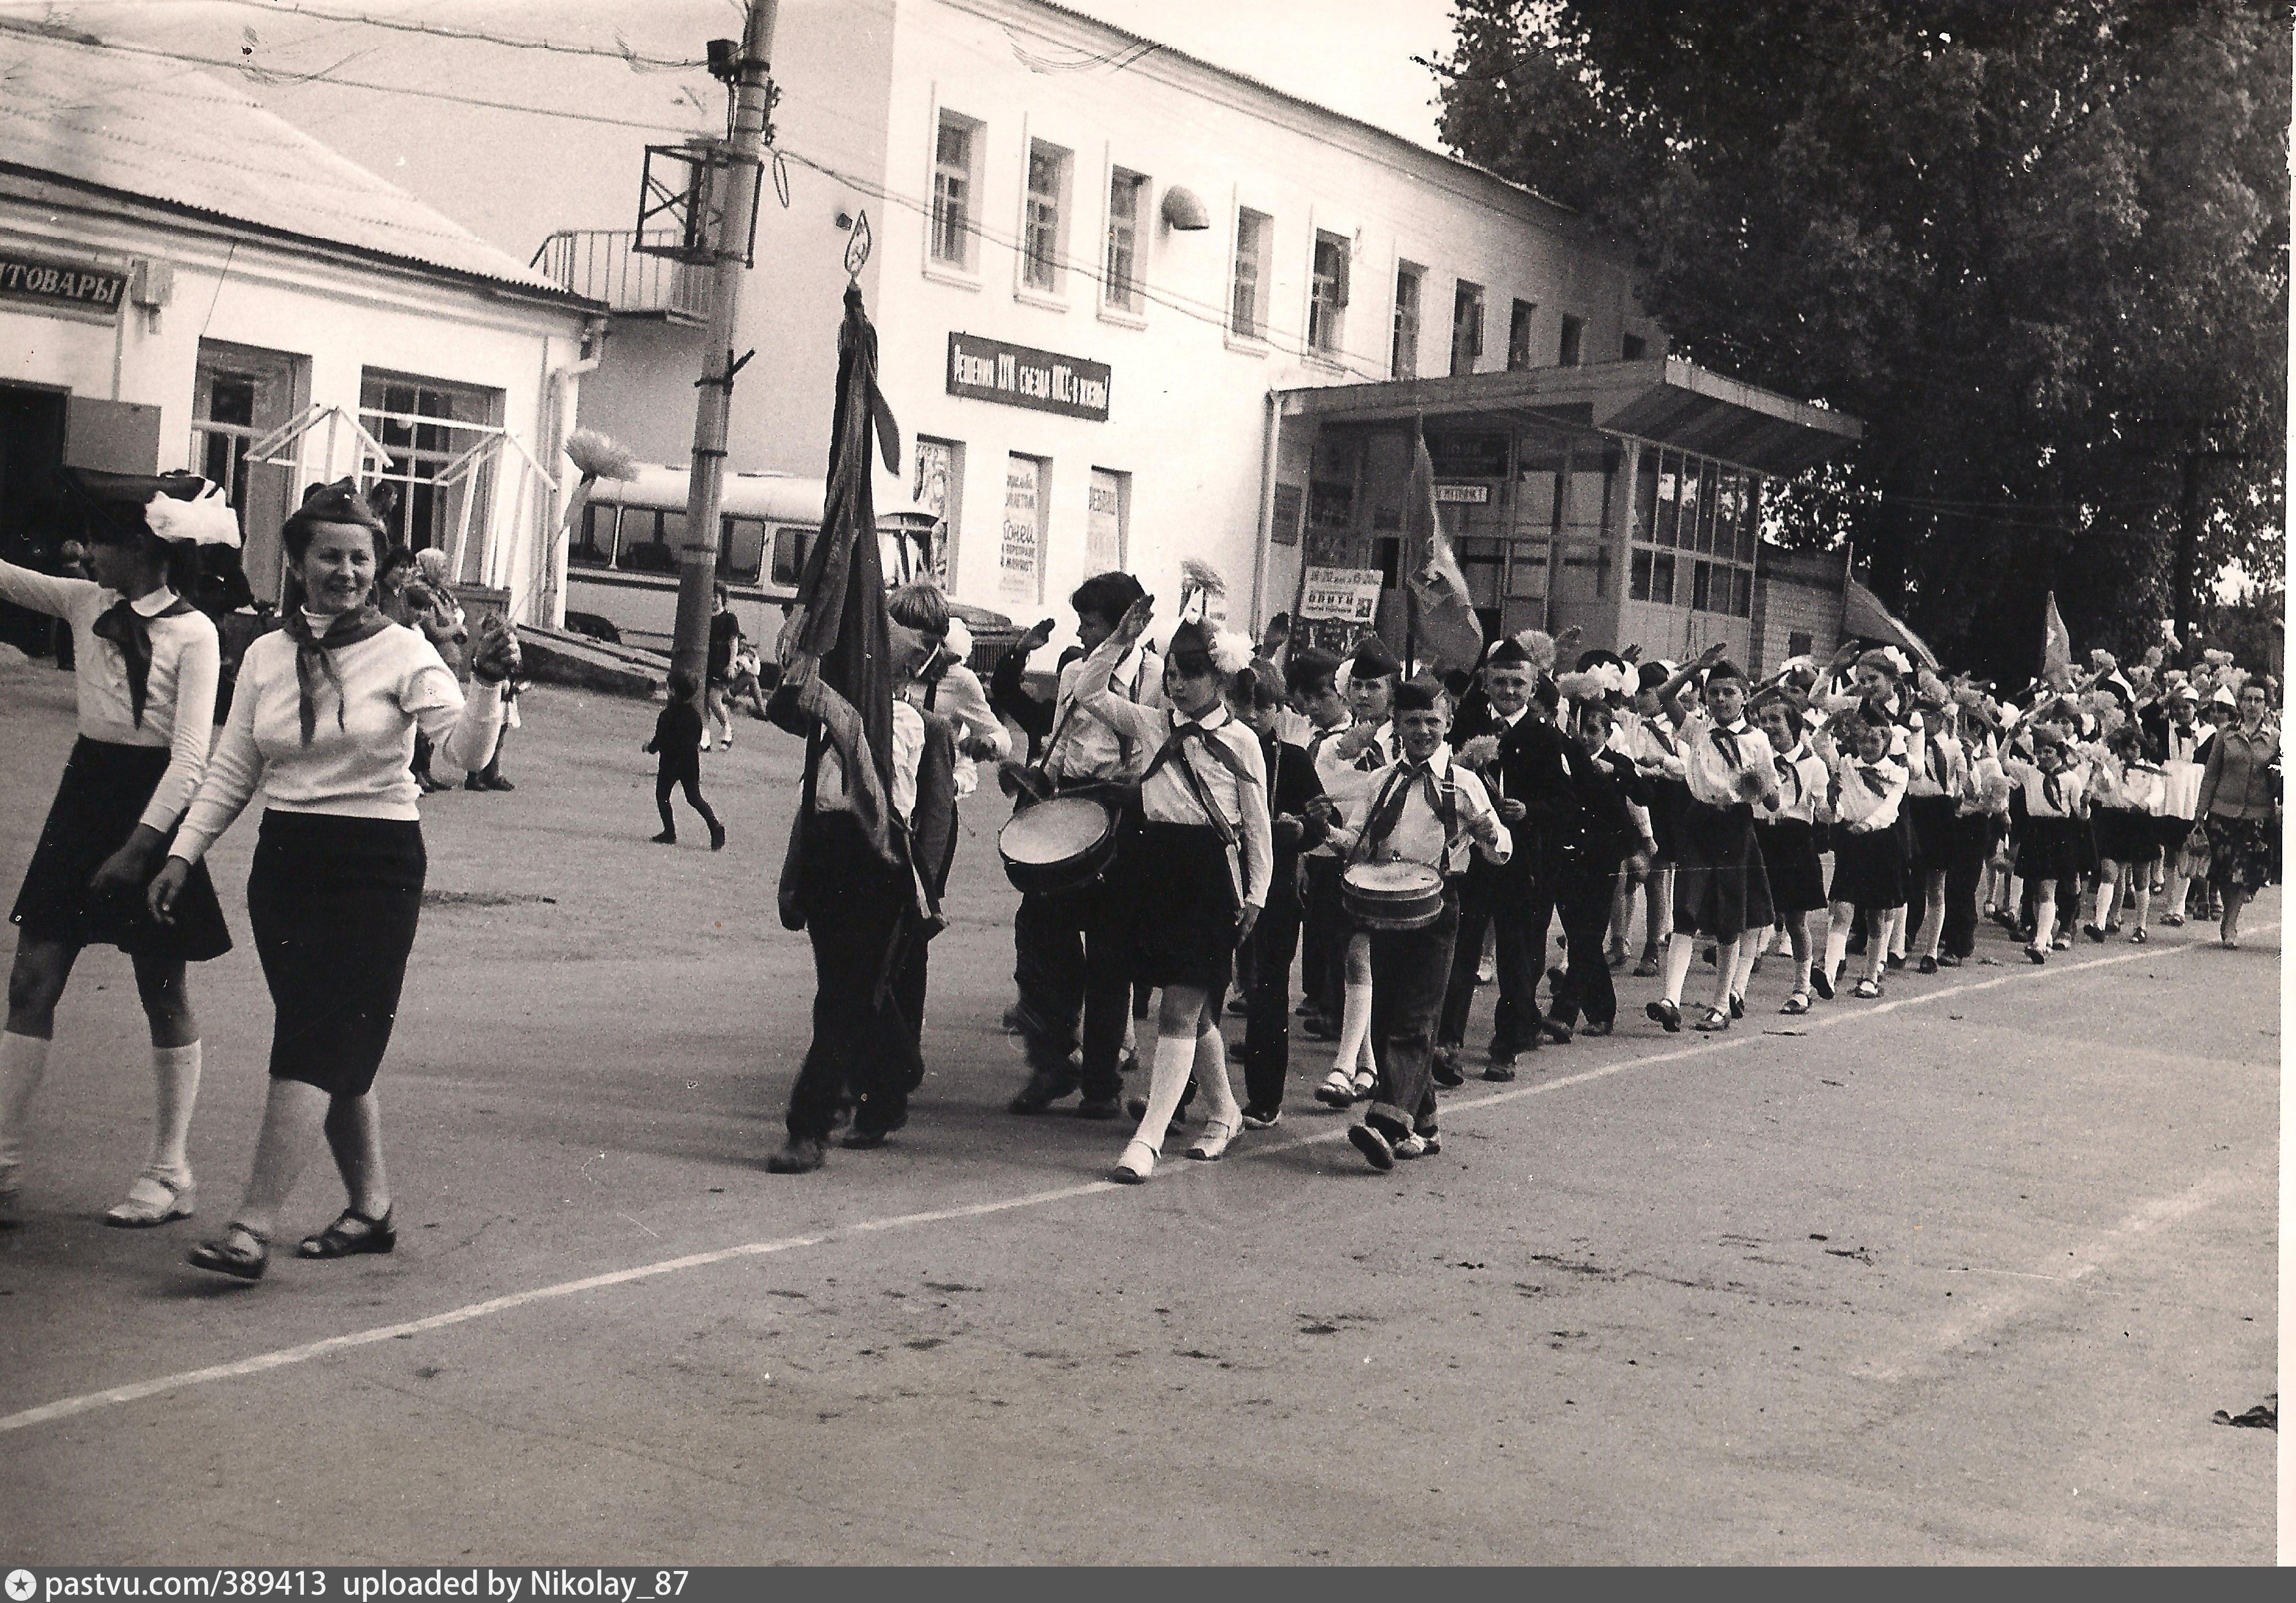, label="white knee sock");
[0,1031,51,1173]
[2131,880,2152,930]
[1335,980,1376,1078]
[1727,937,1758,1000]
[1661,933,1696,1004]
[1886,904,1908,960]
[2032,885,2058,948]
[1192,1023,1241,1127]
[1131,1033,1197,1151]
[148,1041,201,1178]
[1823,915,1851,981]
